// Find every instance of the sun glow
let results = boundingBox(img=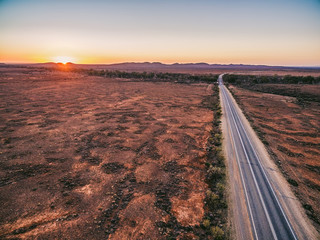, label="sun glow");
[52,56,75,64]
